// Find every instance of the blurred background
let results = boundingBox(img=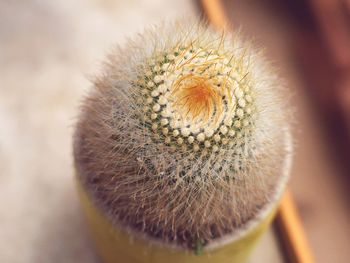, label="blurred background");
[0,0,349,262]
